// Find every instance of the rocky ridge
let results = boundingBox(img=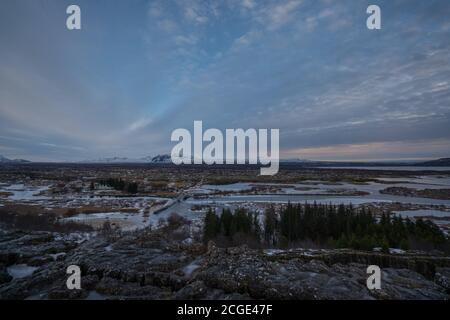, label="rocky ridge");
[0,228,449,300]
